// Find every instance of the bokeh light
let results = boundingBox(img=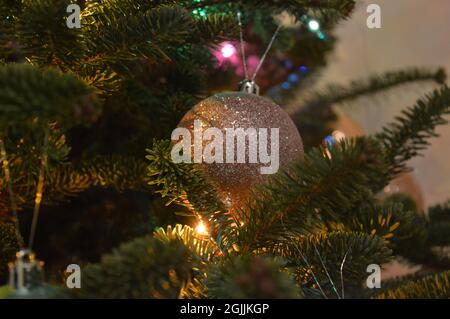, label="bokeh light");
[221,43,236,58]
